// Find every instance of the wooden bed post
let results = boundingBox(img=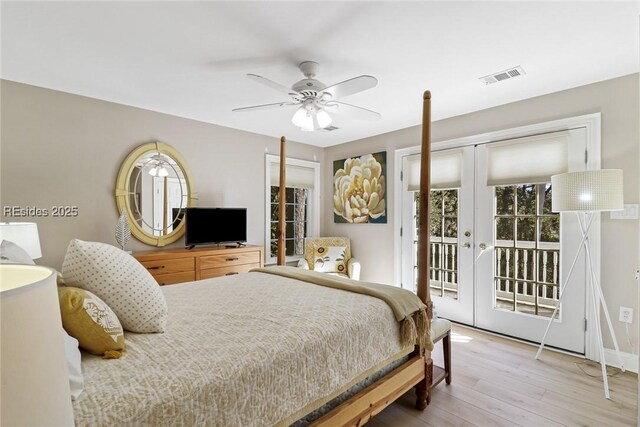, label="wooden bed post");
[309,95,439,423]
[415,90,434,410]
[277,136,286,266]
